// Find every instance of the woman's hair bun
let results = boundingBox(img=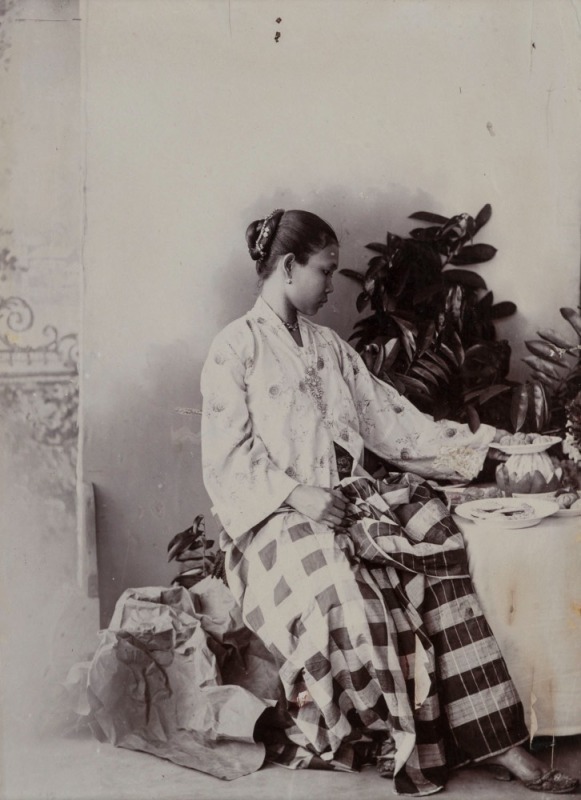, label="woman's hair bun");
[246,209,285,262]
[245,219,264,262]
